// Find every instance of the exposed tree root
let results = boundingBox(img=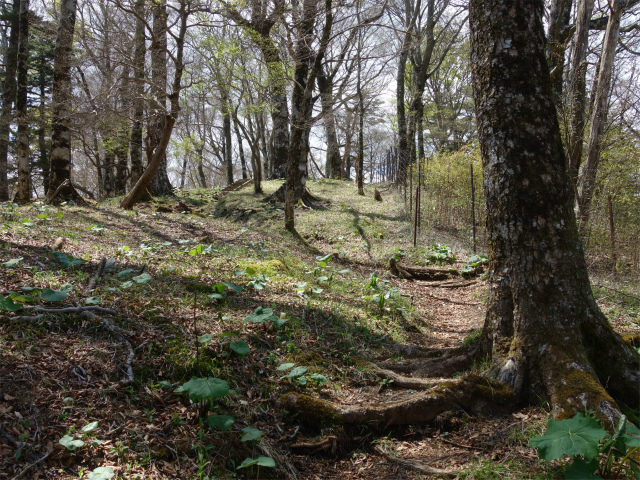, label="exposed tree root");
[279,375,515,428]
[374,445,459,477]
[262,184,323,209]
[83,257,107,296]
[290,436,338,455]
[374,345,479,378]
[355,359,454,390]
[45,179,87,206]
